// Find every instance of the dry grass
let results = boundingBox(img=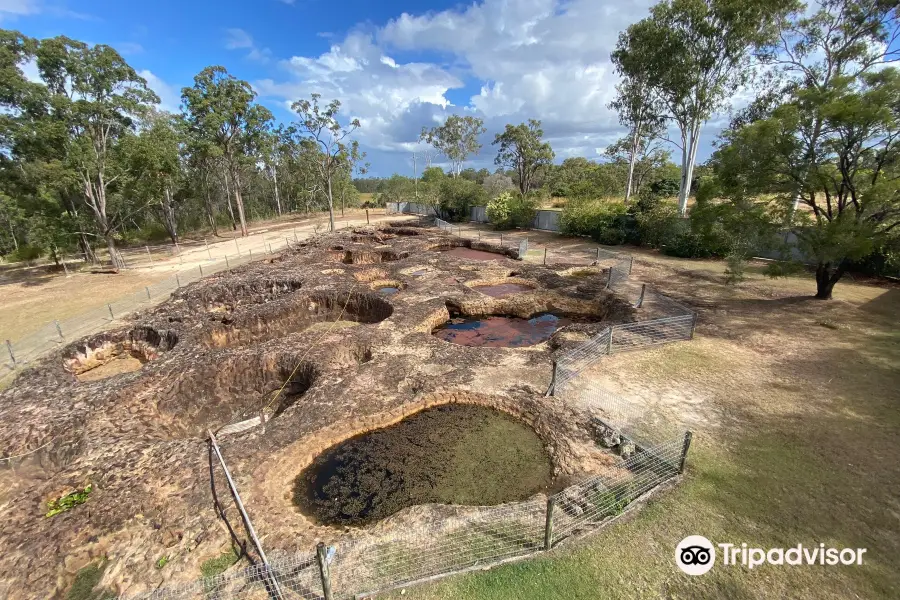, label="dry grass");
[390,248,900,599]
